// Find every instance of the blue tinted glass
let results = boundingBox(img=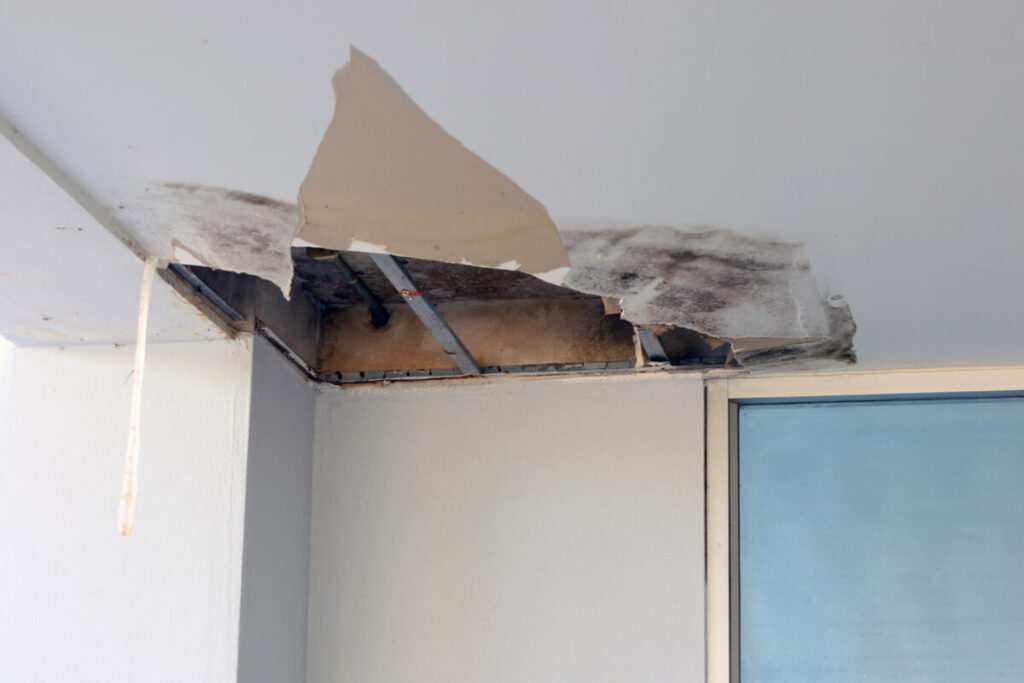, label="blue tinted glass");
[738,397,1024,682]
